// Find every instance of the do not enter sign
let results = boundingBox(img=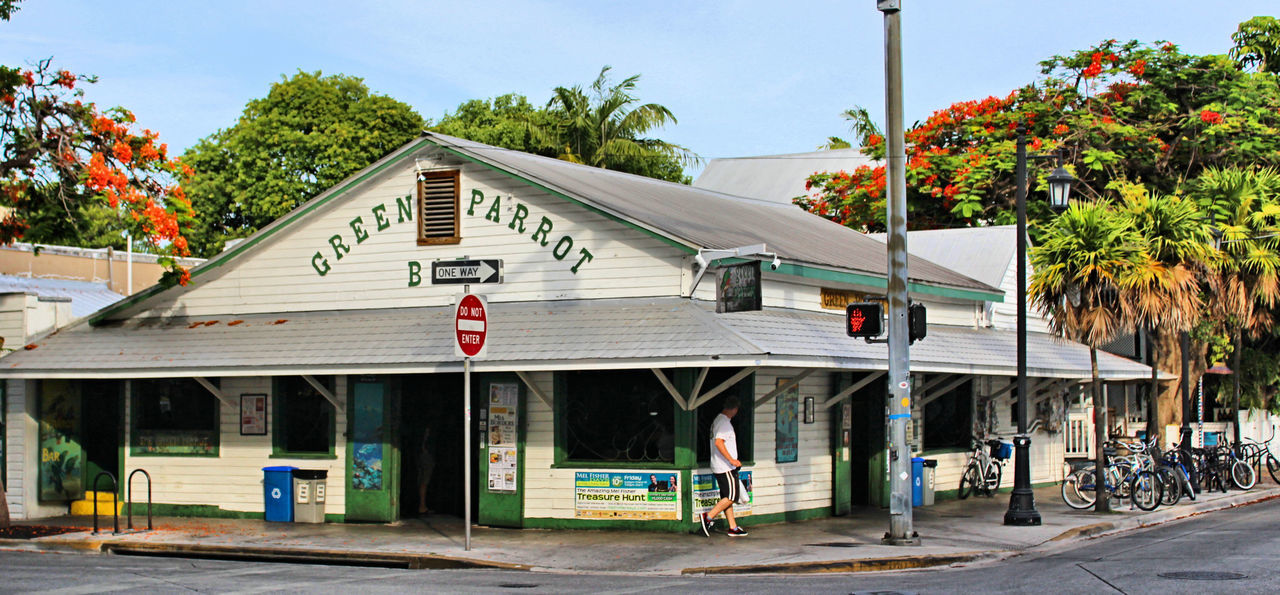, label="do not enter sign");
[454,294,488,358]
